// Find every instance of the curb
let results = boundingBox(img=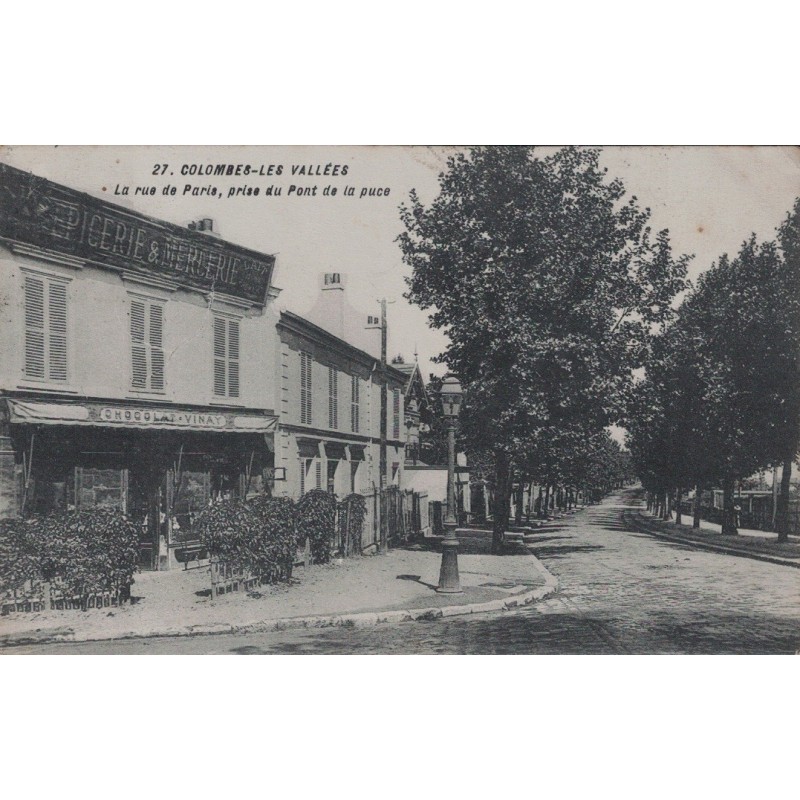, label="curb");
[626,512,800,570]
[0,556,560,649]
